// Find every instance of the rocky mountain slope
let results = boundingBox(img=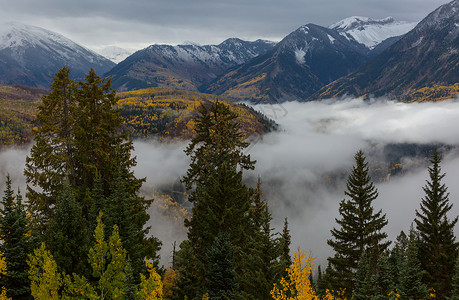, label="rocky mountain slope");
[0,22,115,89]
